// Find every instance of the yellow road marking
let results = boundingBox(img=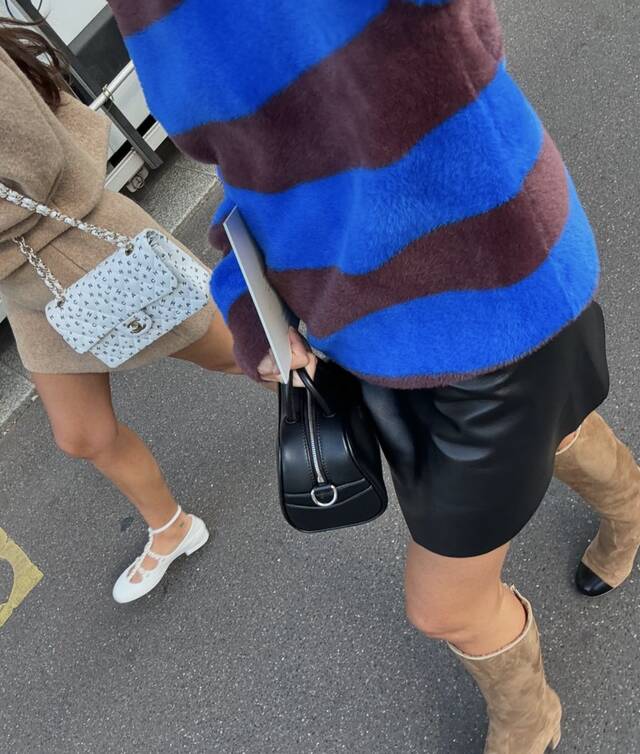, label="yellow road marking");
[0,528,43,629]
